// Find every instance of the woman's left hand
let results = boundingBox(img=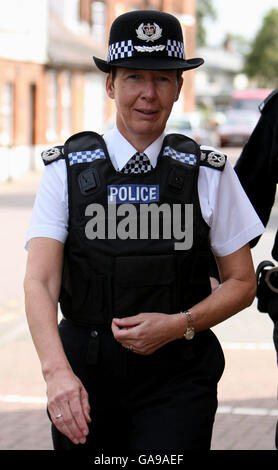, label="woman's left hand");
[111,312,182,355]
